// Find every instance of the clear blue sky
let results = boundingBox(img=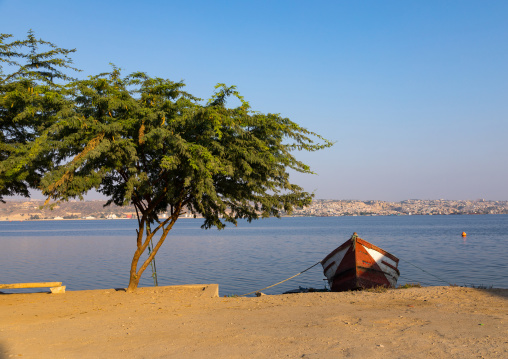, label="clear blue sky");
[2,0,507,201]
